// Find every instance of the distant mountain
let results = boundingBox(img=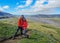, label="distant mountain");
[0,12,13,19]
[30,14,60,18]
